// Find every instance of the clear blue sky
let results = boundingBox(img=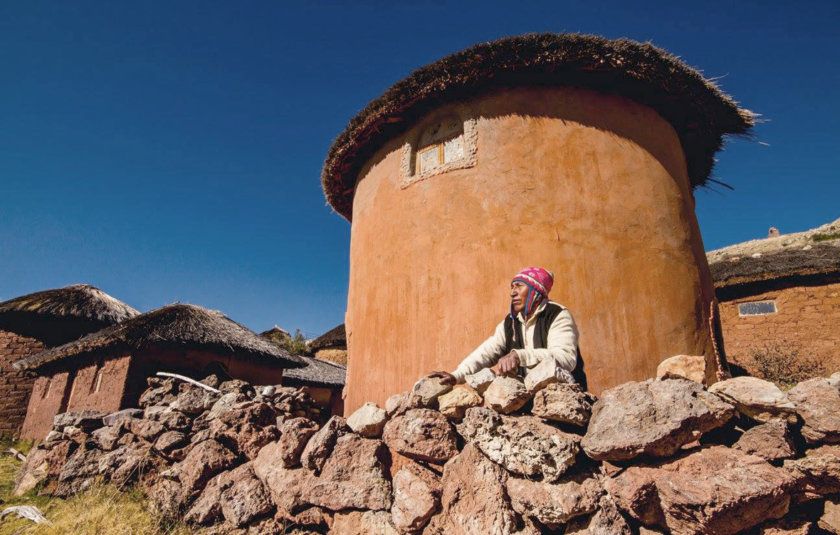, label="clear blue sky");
[1,1,838,337]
